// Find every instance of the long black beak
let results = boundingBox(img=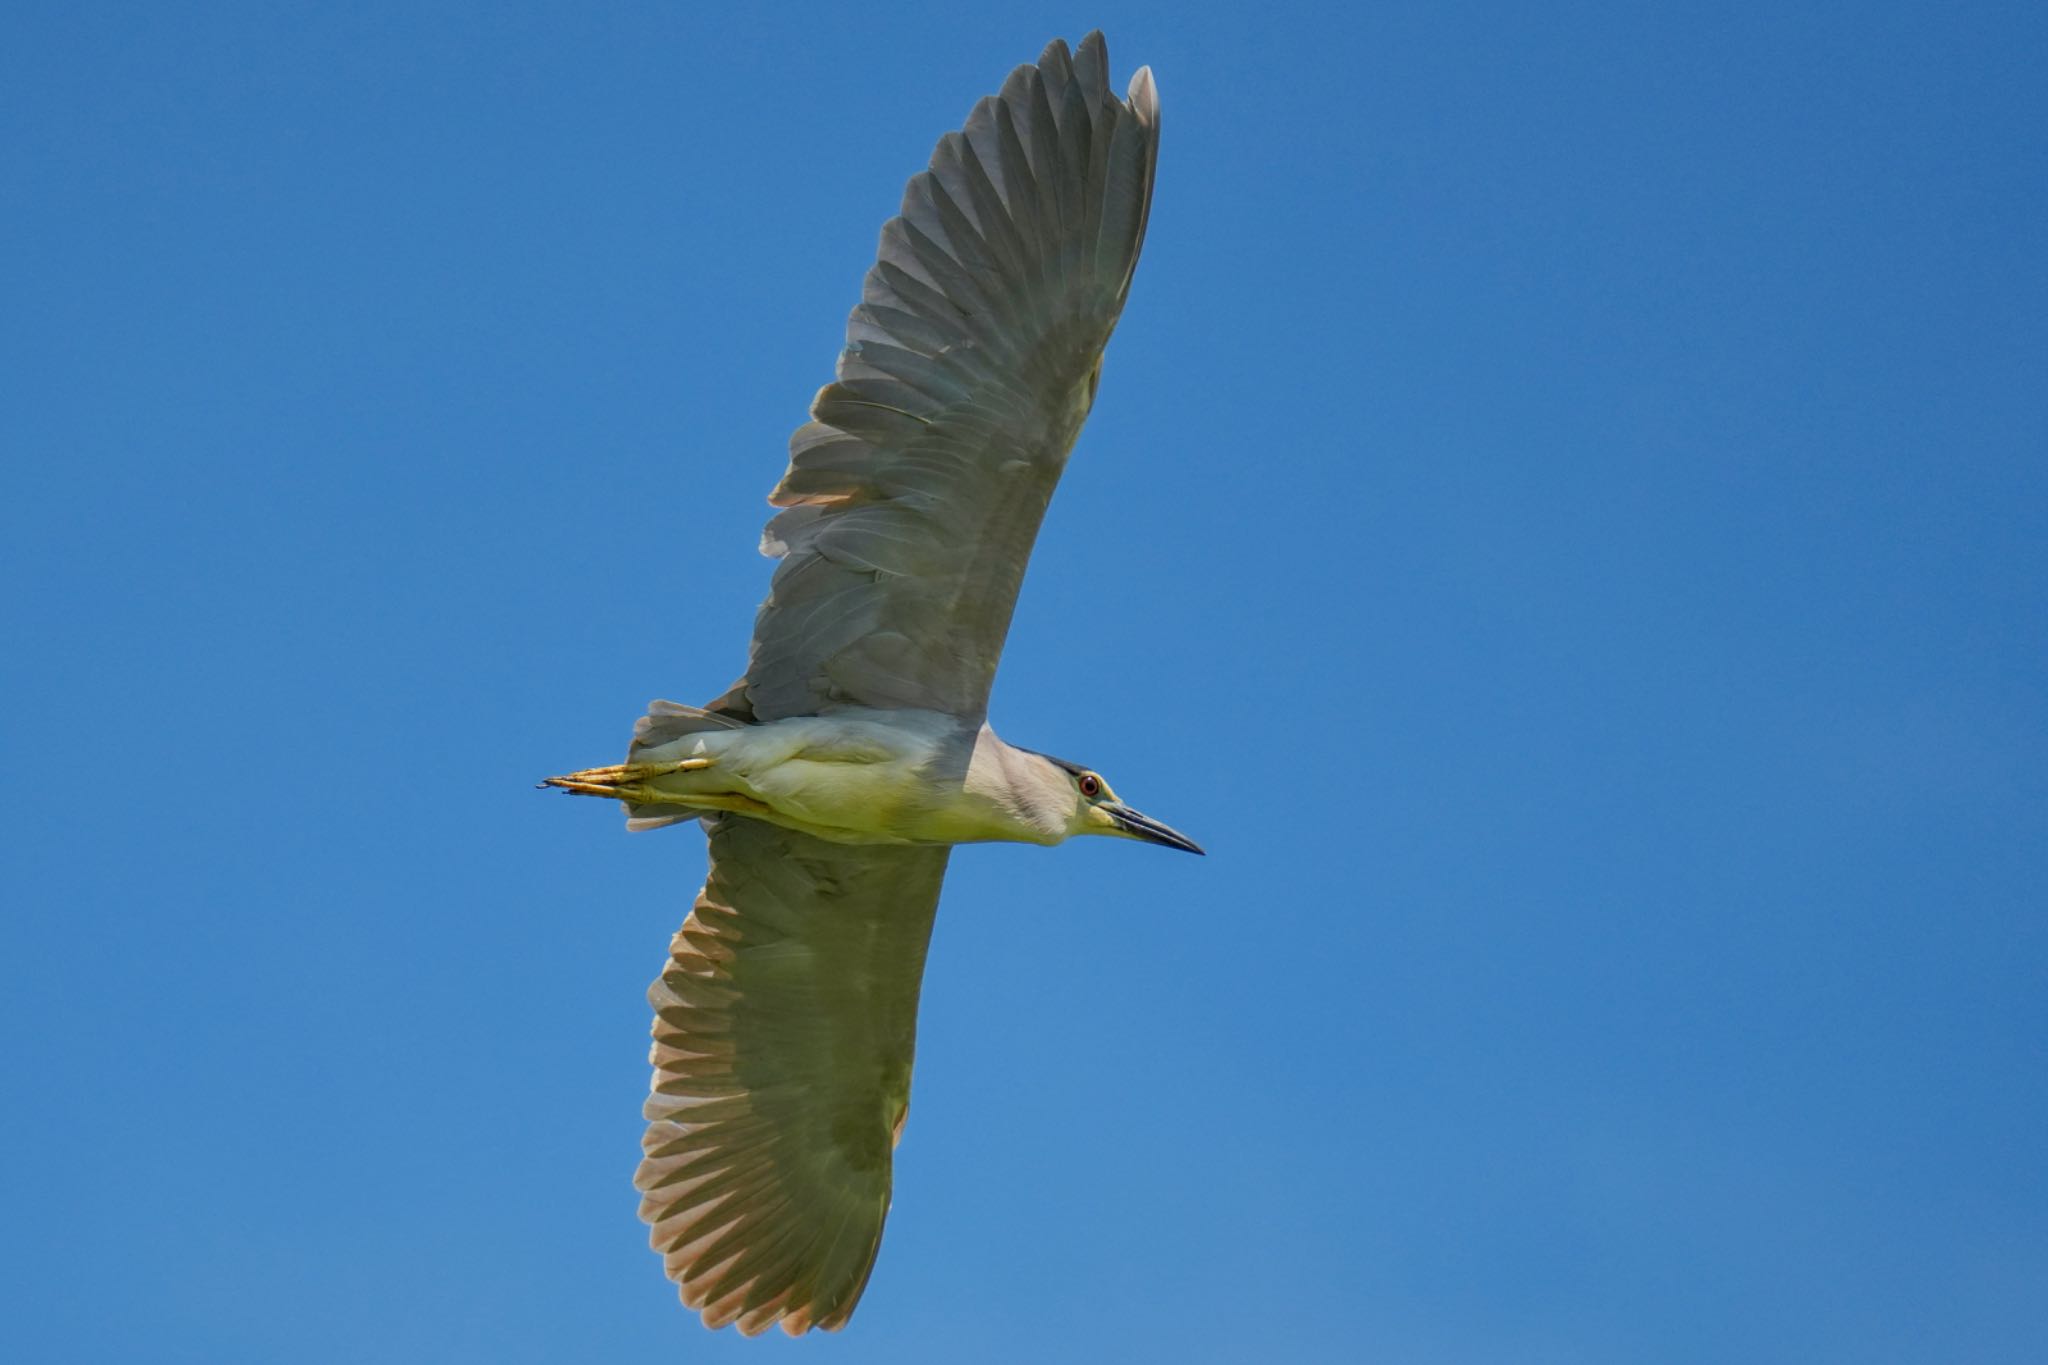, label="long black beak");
[1105,803,1205,855]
